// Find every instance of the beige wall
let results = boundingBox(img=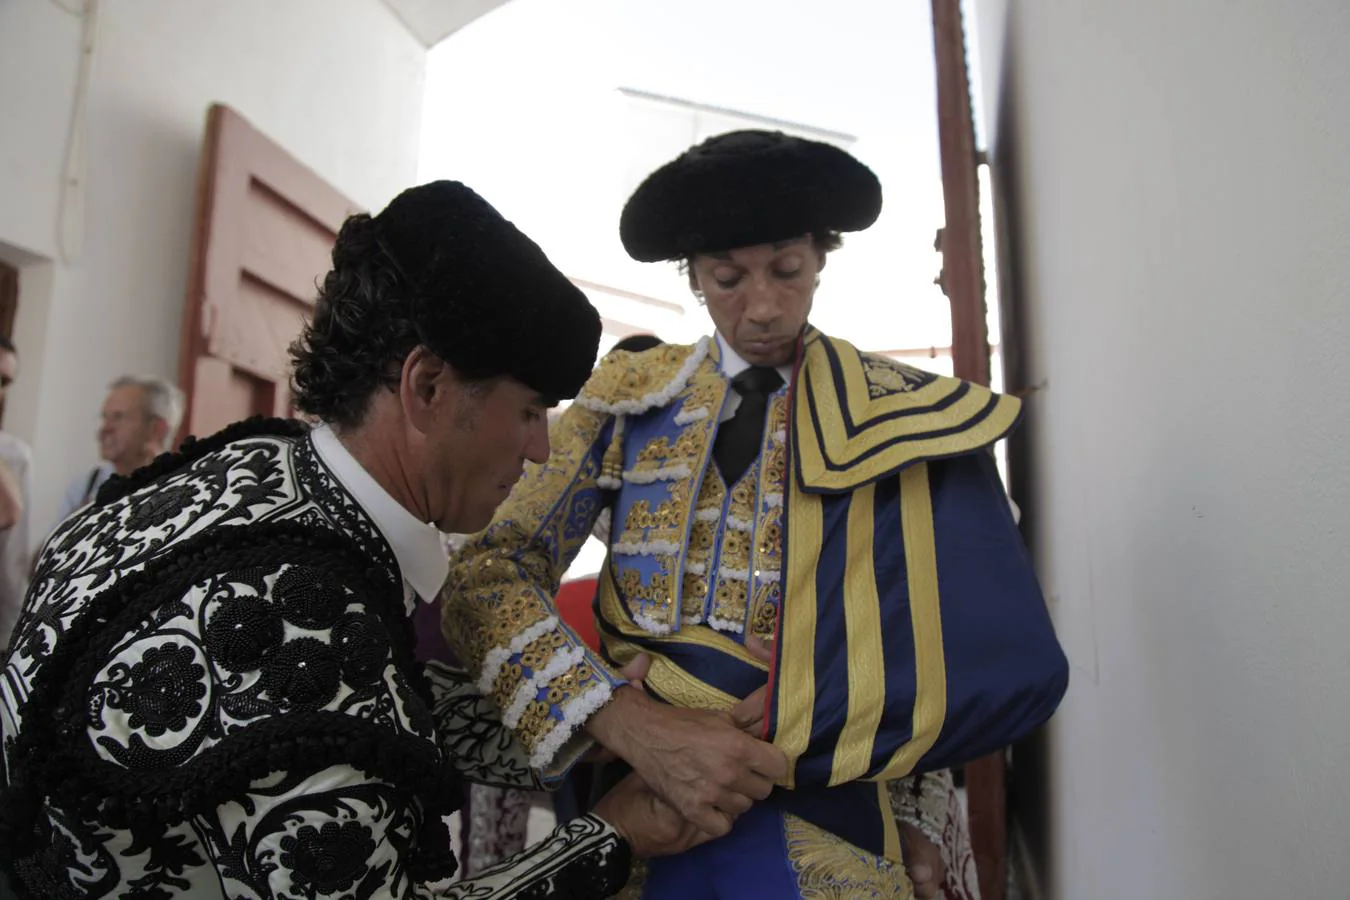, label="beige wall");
[0,0,427,539]
[974,1,1350,896]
